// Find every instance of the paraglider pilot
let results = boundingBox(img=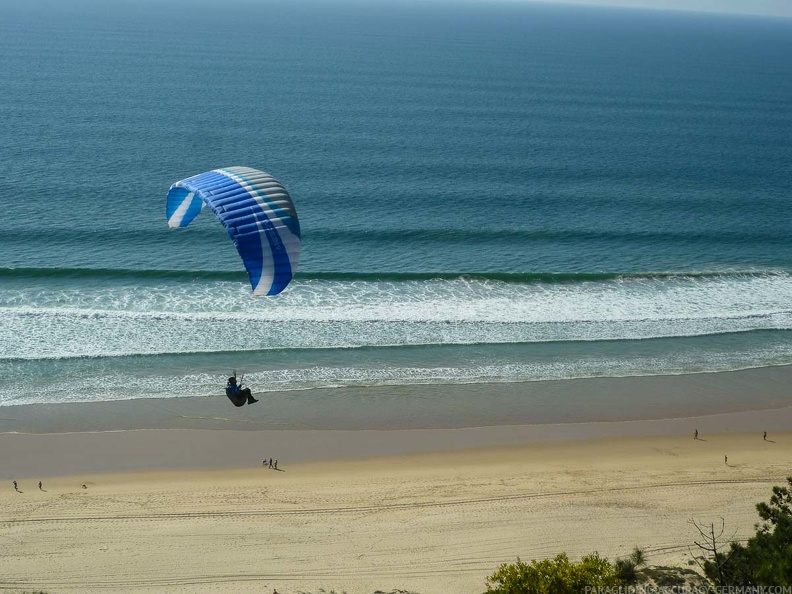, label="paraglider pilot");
[226,376,258,407]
